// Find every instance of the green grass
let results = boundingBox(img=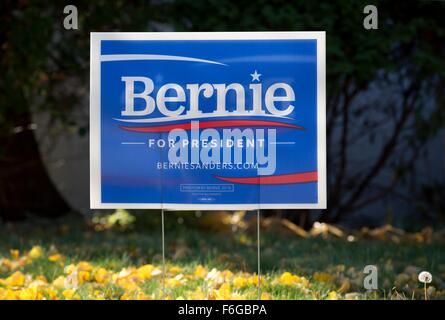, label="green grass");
[0,212,444,299]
